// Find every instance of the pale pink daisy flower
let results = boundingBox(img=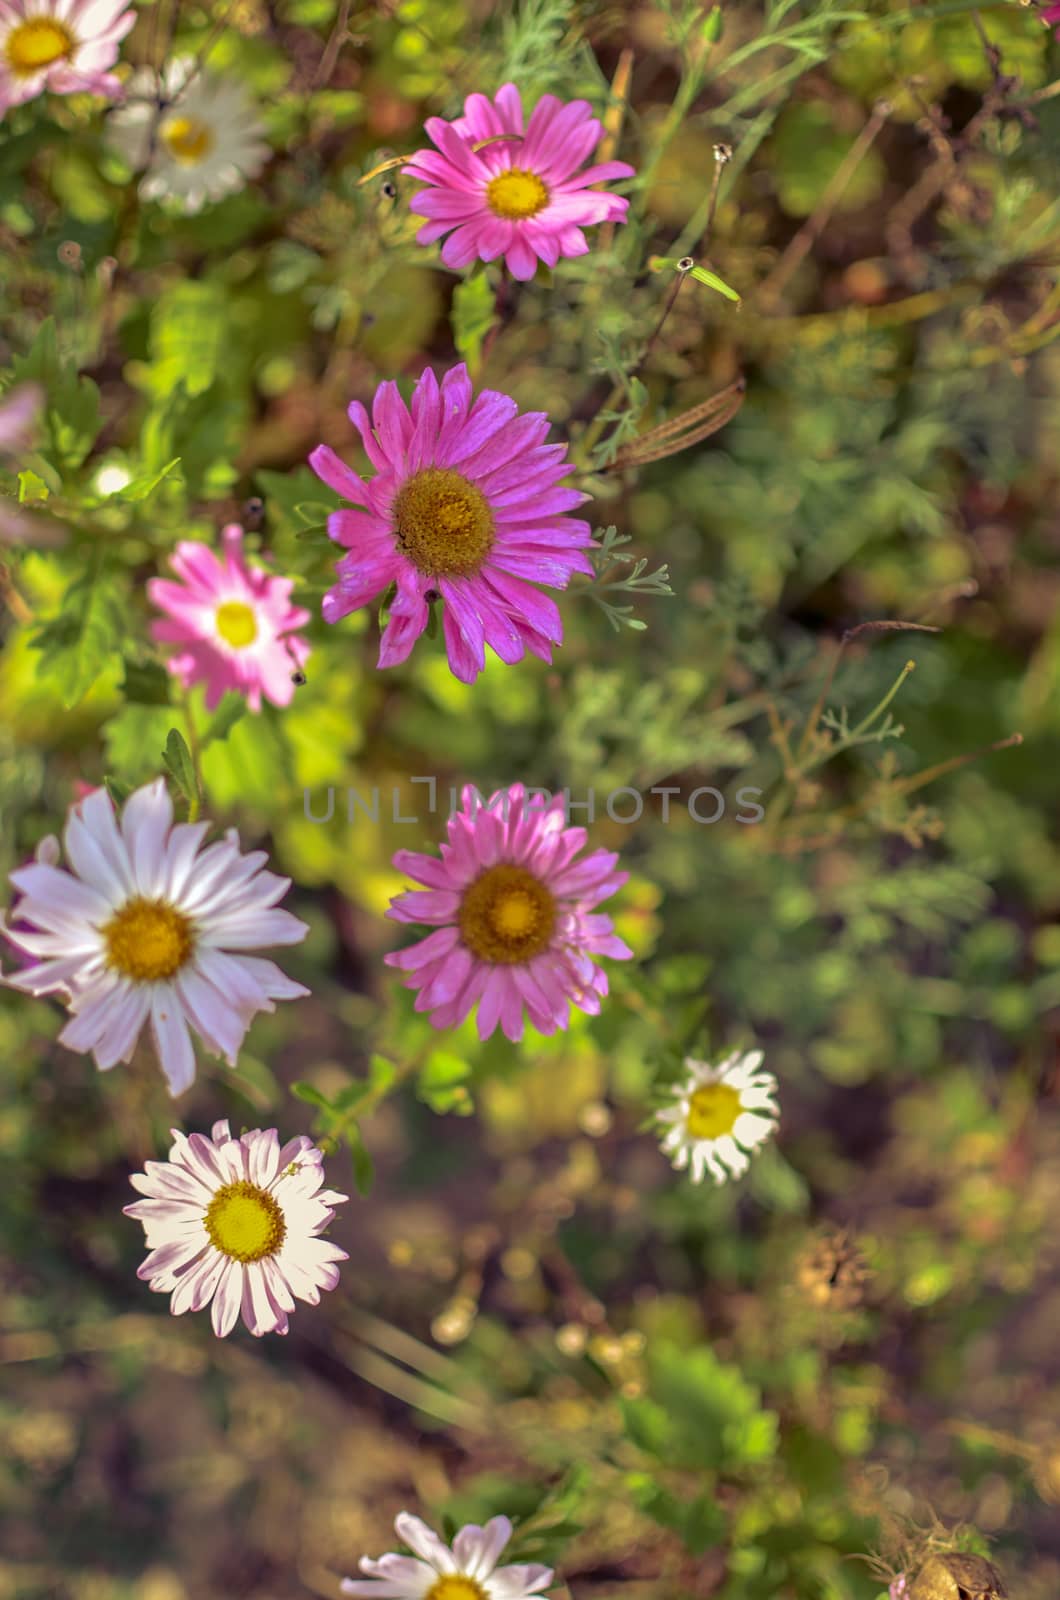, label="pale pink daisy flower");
[0,0,135,115]
[0,383,41,455]
[342,1510,553,1600]
[148,523,311,712]
[1,779,309,1095]
[309,364,595,685]
[385,783,632,1041]
[401,82,634,280]
[124,1119,349,1338]
[889,1580,909,1600]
